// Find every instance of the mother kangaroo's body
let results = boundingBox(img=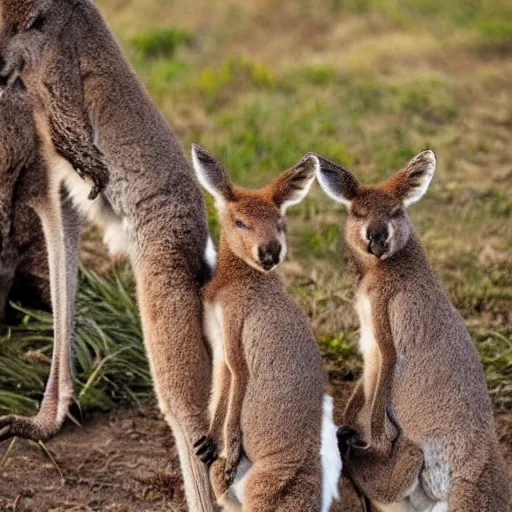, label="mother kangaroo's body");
[0,1,215,509]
